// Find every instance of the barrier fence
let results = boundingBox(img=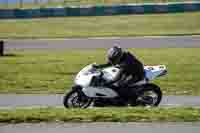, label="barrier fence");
[0,0,198,9]
[0,1,200,18]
